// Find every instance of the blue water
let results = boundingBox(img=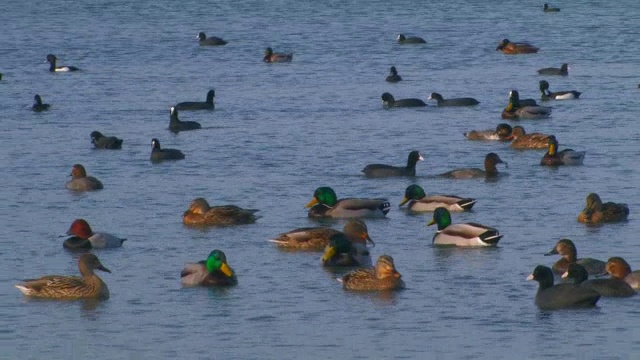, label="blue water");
[1,0,640,359]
